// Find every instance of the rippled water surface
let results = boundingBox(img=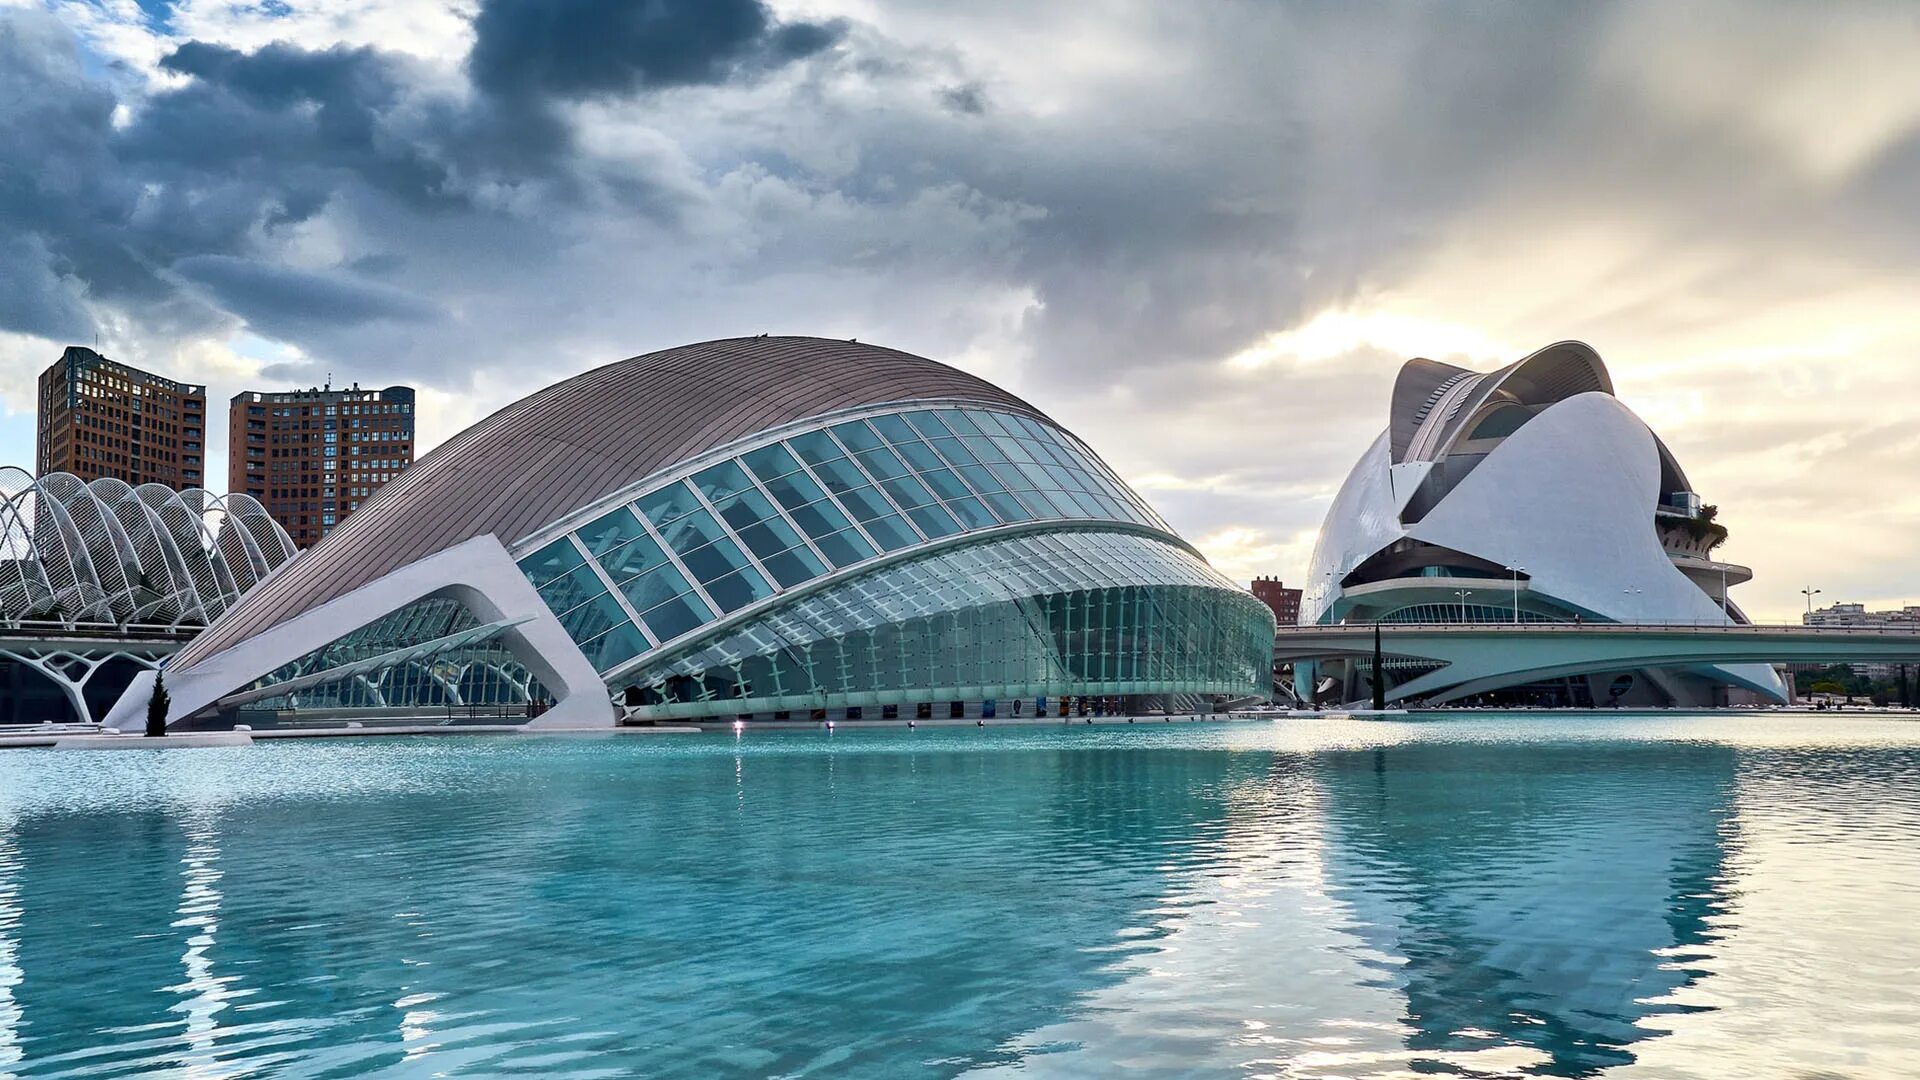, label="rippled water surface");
[1,714,1918,1078]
